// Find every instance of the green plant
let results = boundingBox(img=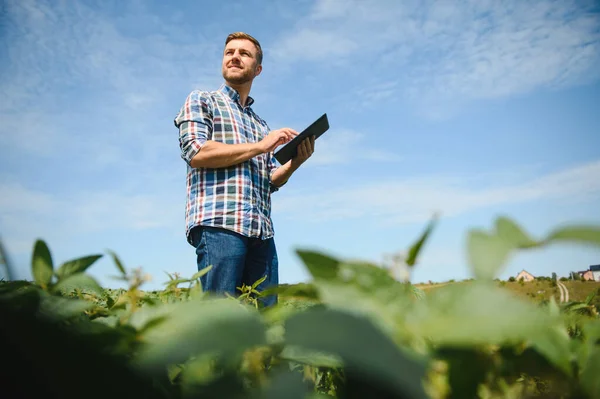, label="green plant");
[1,215,599,398]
